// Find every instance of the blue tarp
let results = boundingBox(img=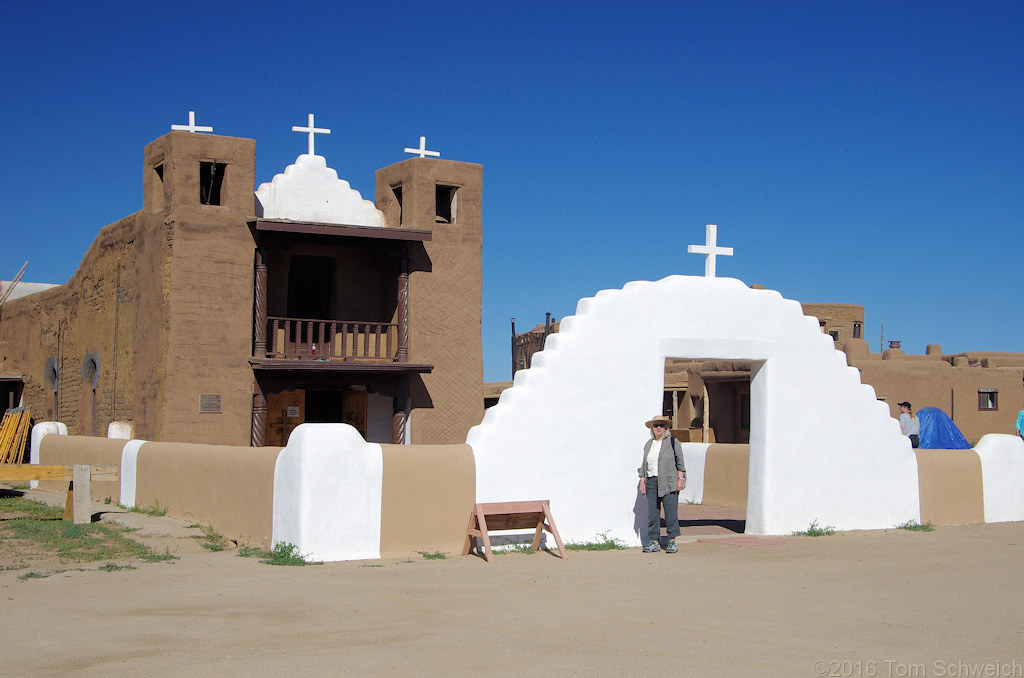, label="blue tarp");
[917,406,971,449]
